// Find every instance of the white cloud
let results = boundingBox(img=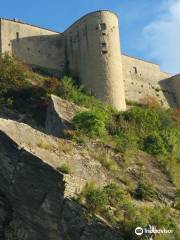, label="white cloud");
[143,0,180,74]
